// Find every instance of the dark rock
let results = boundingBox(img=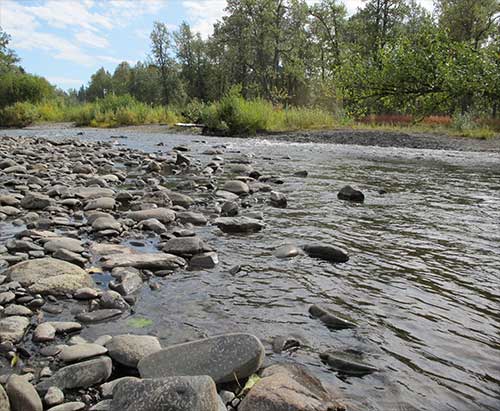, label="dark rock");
[301,244,349,263]
[337,185,364,203]
[309,305,356,329]
[269,191,287,208]
[320,351,378,376]
[214,217,265,234]
[189,252,218,269]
